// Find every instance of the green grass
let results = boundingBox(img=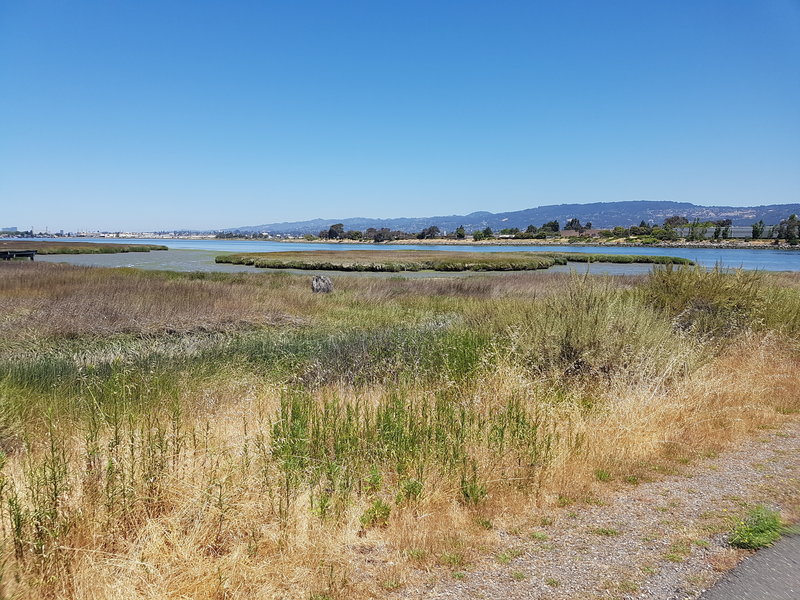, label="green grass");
[729,506,784,549]
[440,552,465,567]
[664,540,692,562]
[496,548,523,565]
[595,469,612,482]
[215,249,693,272]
